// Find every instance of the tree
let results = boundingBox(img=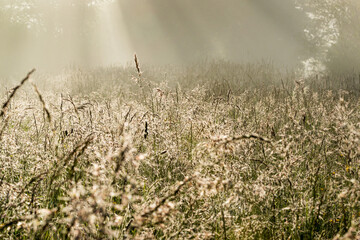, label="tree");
[296,0,360,75]
[326,1,360,74]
